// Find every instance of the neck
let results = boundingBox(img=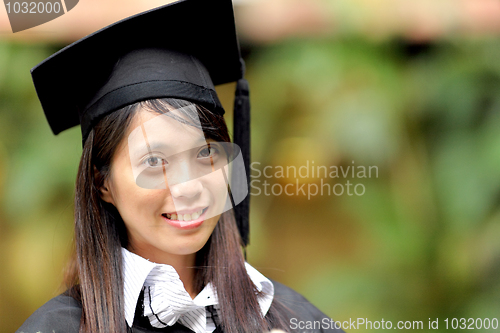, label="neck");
[127,245,198,299]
